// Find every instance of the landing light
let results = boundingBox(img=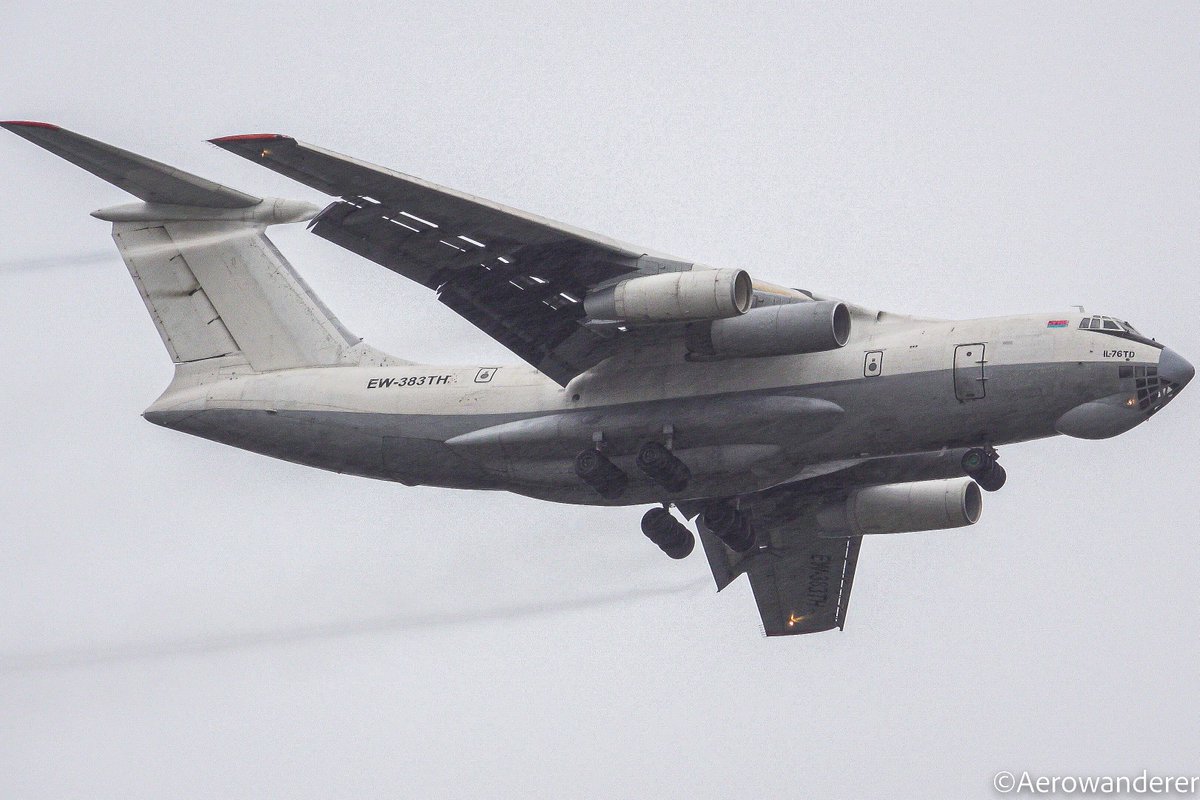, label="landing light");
[1125,396,1137,408]
[787,612,808,627]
